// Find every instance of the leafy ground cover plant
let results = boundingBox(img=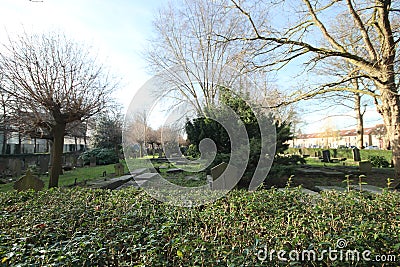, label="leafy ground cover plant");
[0,188,399,266]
